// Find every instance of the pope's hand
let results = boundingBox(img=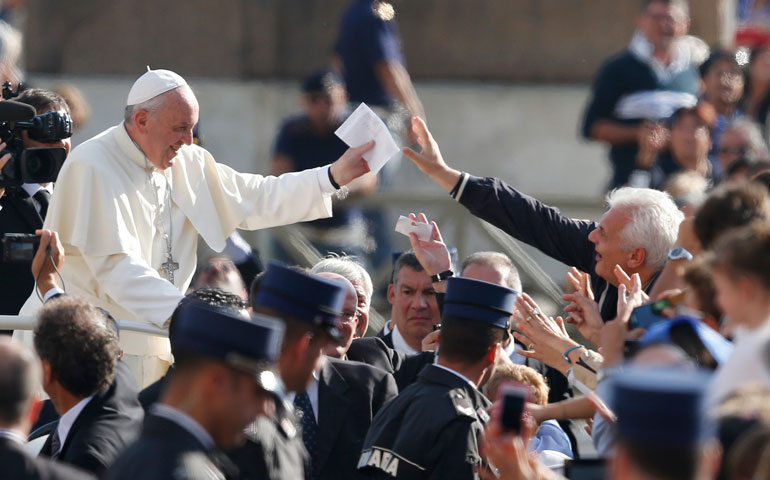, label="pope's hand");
[402,117,462,192]
[328,140,374,187]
